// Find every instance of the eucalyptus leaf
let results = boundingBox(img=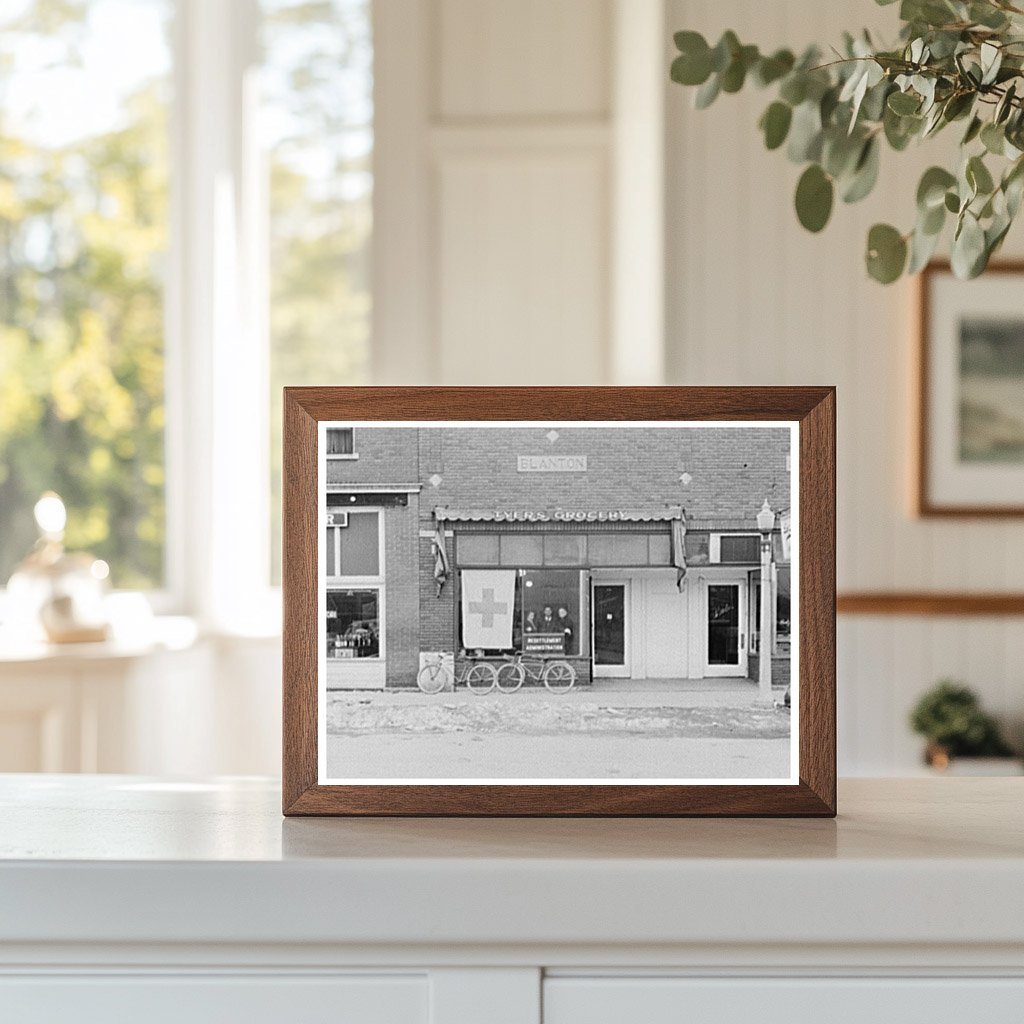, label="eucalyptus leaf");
[694,73,721,109]
[795,164,834,232]
[779,73,807,106]
[787,100,823,162]
[967,154,995,195]
[842,137,880,203]
[981,121,1006,155]
[721,44,759,92]
[962,115,983,145]
[980,42,1002,86]
[970,2,1009,30]
[760,102,793,150]
[908,221,943,273]
[996,83,1017,124]
[888,90,921,115]
[710,31,740,73]
[951,211,987,278]
[822,129,863,178]
[917,166,957,210]
[866,223,908,283]
[754,49,795,87]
